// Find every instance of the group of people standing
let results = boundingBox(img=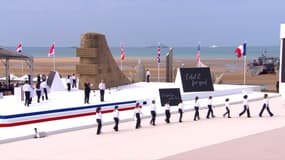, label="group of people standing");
[22,75,49,107]
[84,80,106,104]
[66,73,77,92]
[95,93,274,135]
